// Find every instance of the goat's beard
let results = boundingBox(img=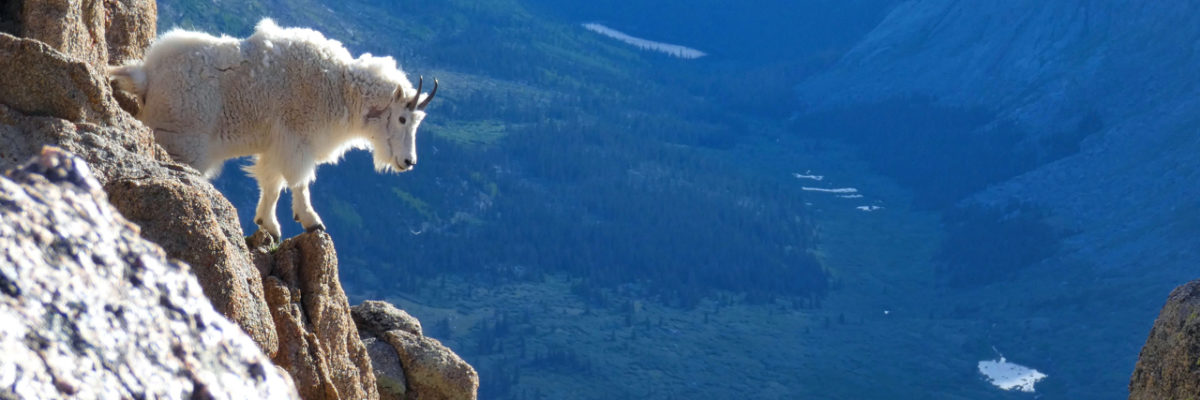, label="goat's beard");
[373,156,410,173]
